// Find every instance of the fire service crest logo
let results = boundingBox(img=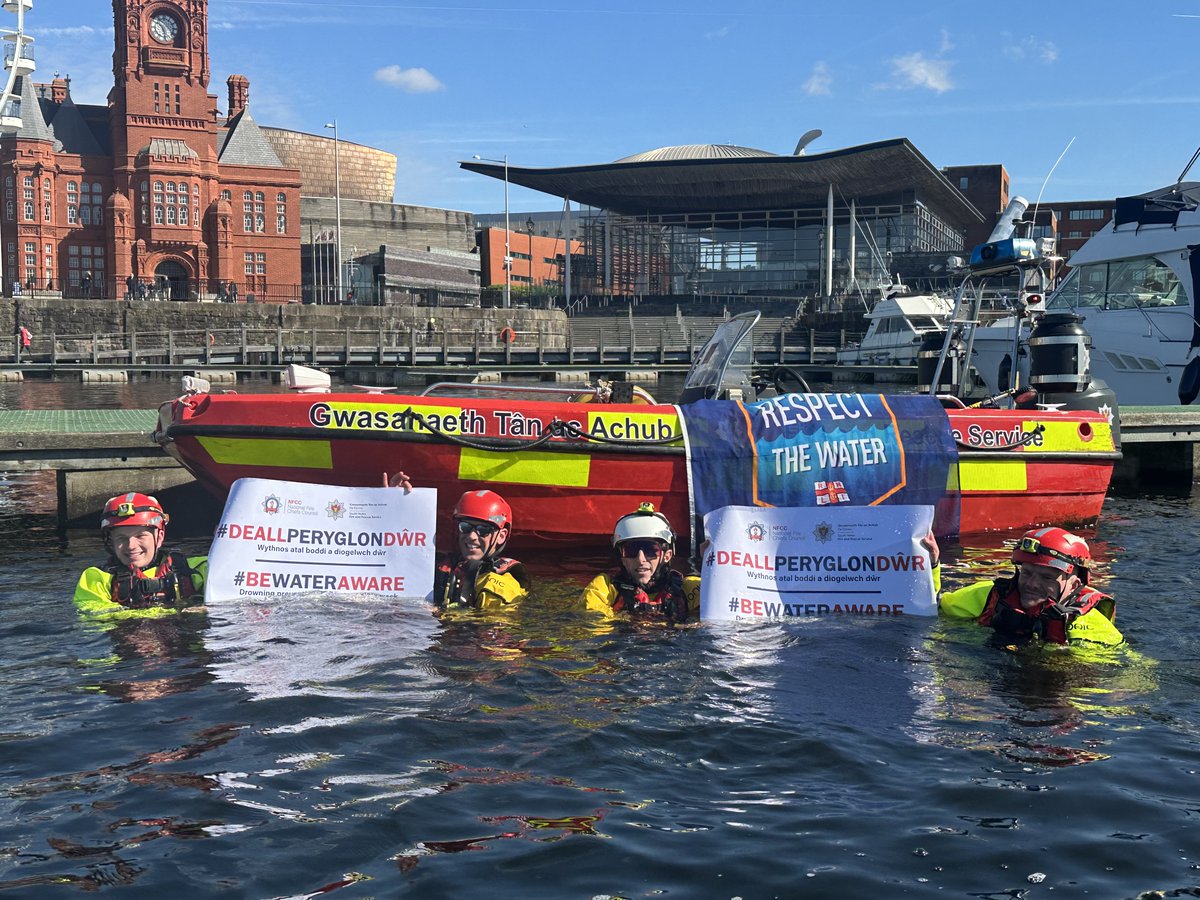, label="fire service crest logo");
[325,499,346,520]
[813,521,834,544]
[745,521,767,542]
[262,494,282,515]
